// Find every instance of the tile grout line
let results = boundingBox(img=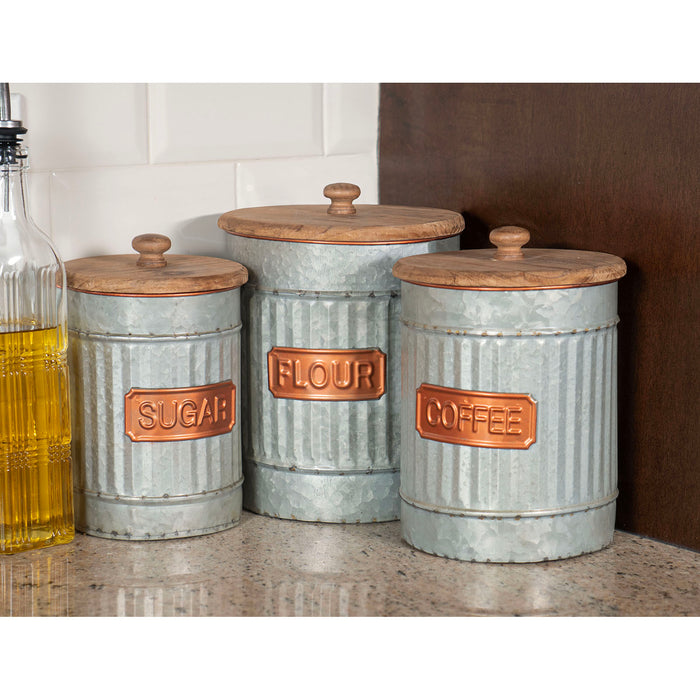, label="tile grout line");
[321,83,328,157]
[145,83,153,165]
